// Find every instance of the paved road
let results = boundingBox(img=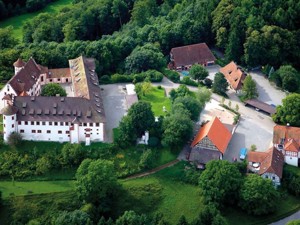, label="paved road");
[270,211,300,225]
